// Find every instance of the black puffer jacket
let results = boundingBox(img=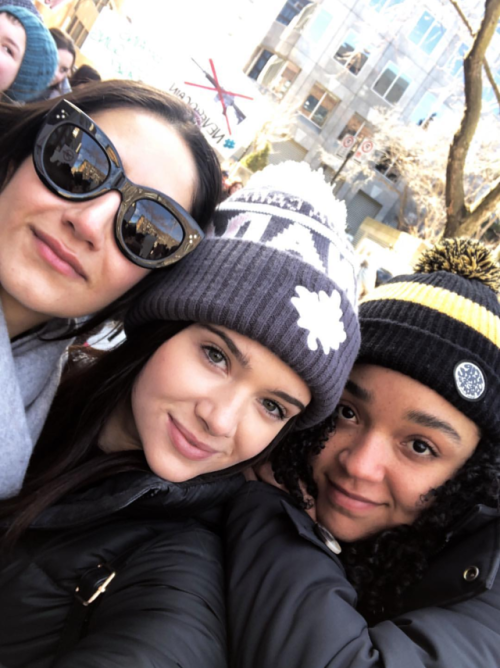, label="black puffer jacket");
[0,471,244,668]
[226,482,500,668]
